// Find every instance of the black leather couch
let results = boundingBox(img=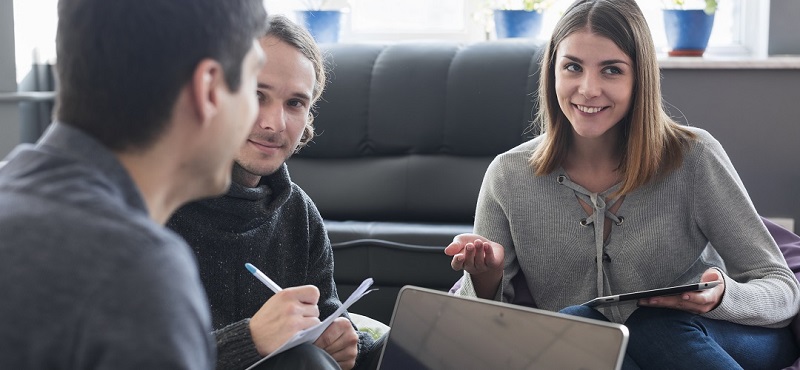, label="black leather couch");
[286,40,544,324]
